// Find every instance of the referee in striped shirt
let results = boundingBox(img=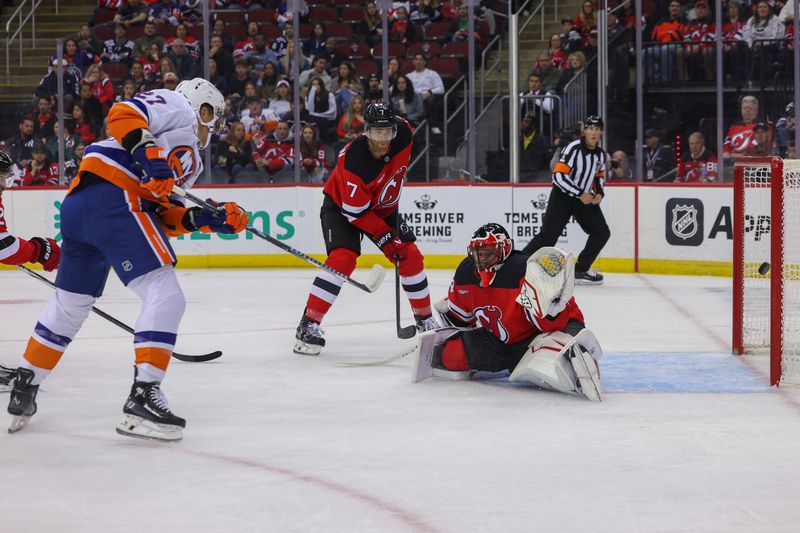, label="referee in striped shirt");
[521,115,610,284]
